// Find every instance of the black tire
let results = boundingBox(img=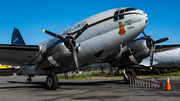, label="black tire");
[26,79,31,84]
[124,69,136,84]
[46,73,59,90]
